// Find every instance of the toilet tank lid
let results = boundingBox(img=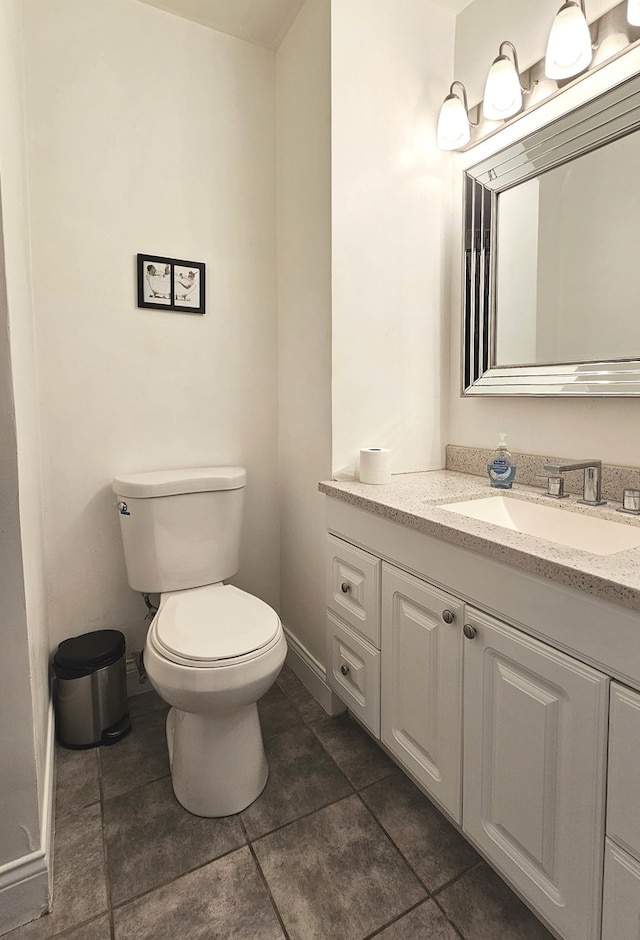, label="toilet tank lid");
[112,466,246,498]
